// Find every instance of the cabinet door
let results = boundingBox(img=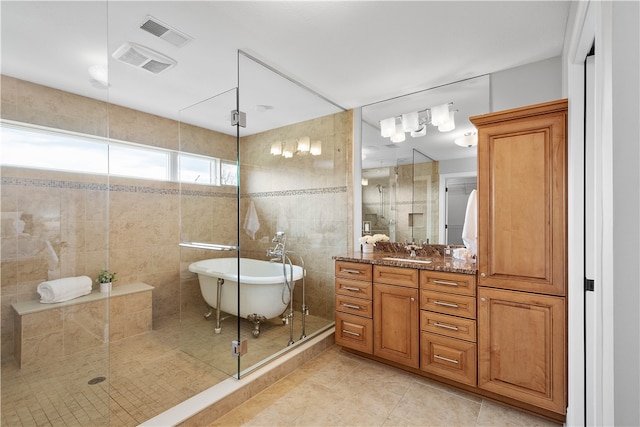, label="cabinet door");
[474,100,567,296]
[478,287,566,414]
[374,283,419,368]
[335,311,373,354]
[421,332,477,386]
